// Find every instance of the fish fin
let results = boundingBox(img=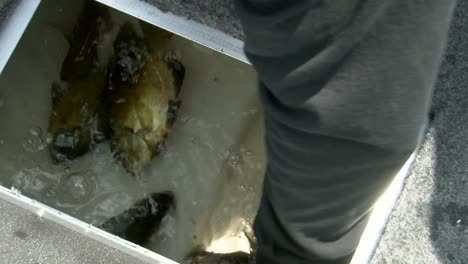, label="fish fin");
[153,140,167,155]
[90,111,110,144]
[139,20,173,50]
[100,191,175,246]
[164,55,185,96]
[135,104,154,130]
[167,100,182,128]
[105,56,119,91]
[51,81,69,108]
